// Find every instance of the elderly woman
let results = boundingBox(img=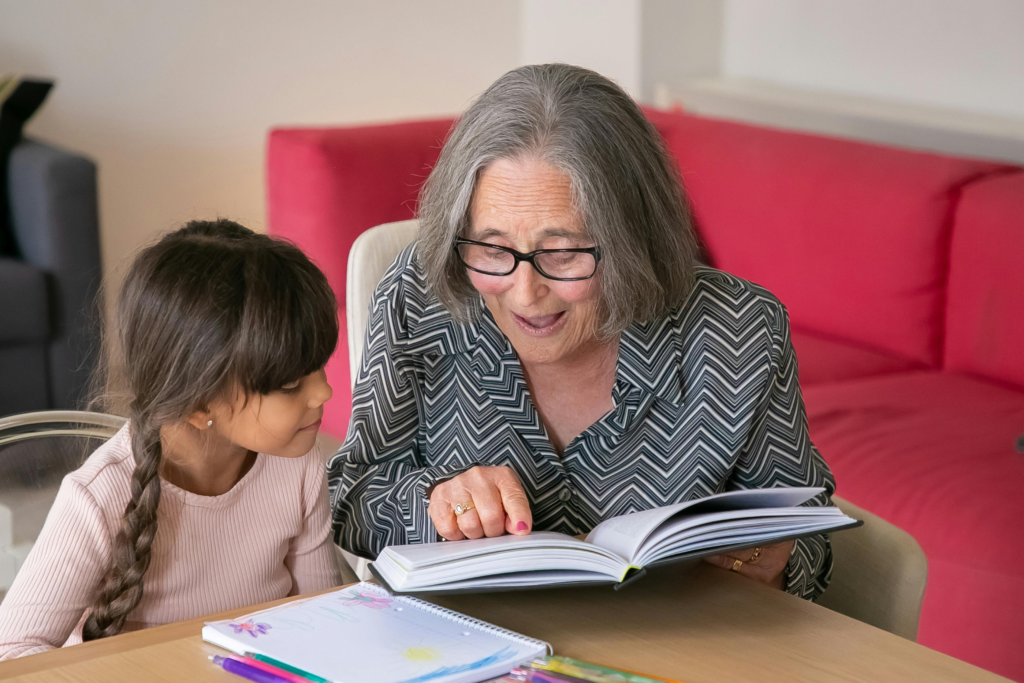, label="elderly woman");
[328,64,835,599]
